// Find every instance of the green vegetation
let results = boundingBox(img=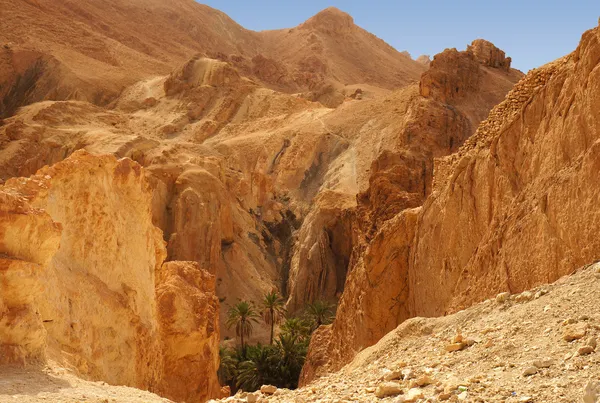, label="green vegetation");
[261,291,286,344]
[226,300,260,356]
[305,300,335,330]
[221,296,335,392]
